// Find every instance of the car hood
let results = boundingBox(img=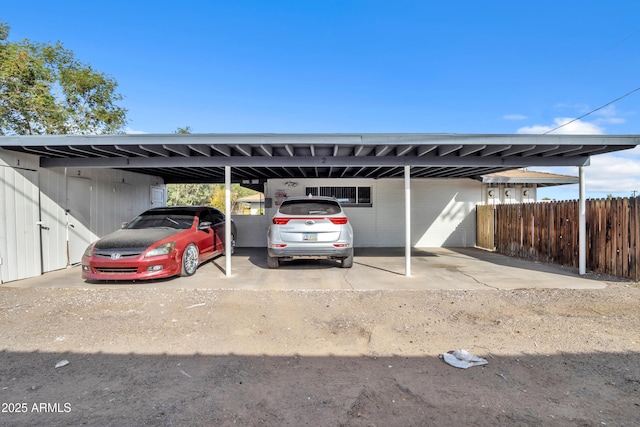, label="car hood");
[93,228,181,250]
